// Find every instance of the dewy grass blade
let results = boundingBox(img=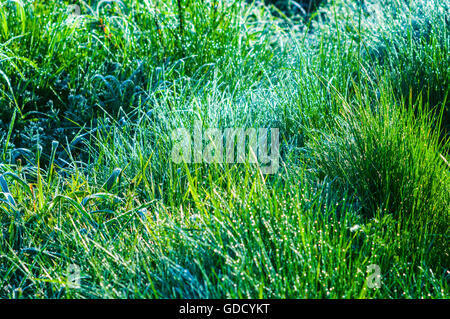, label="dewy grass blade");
[0,173,16,209]
[103,168,122,192]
